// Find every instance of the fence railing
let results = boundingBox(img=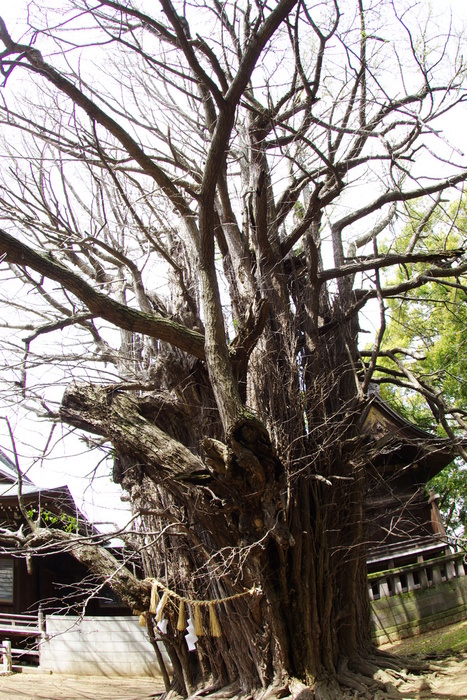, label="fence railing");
[0,610,45,670]
[368,550,467,601]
